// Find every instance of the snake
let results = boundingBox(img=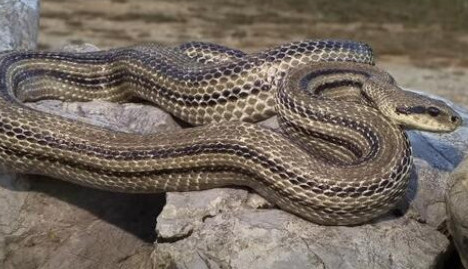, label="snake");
[0,39,462,225]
